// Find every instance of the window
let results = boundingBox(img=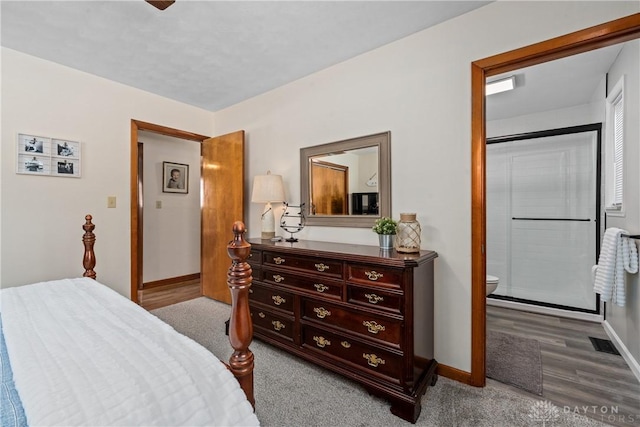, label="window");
[605,76,625,214]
